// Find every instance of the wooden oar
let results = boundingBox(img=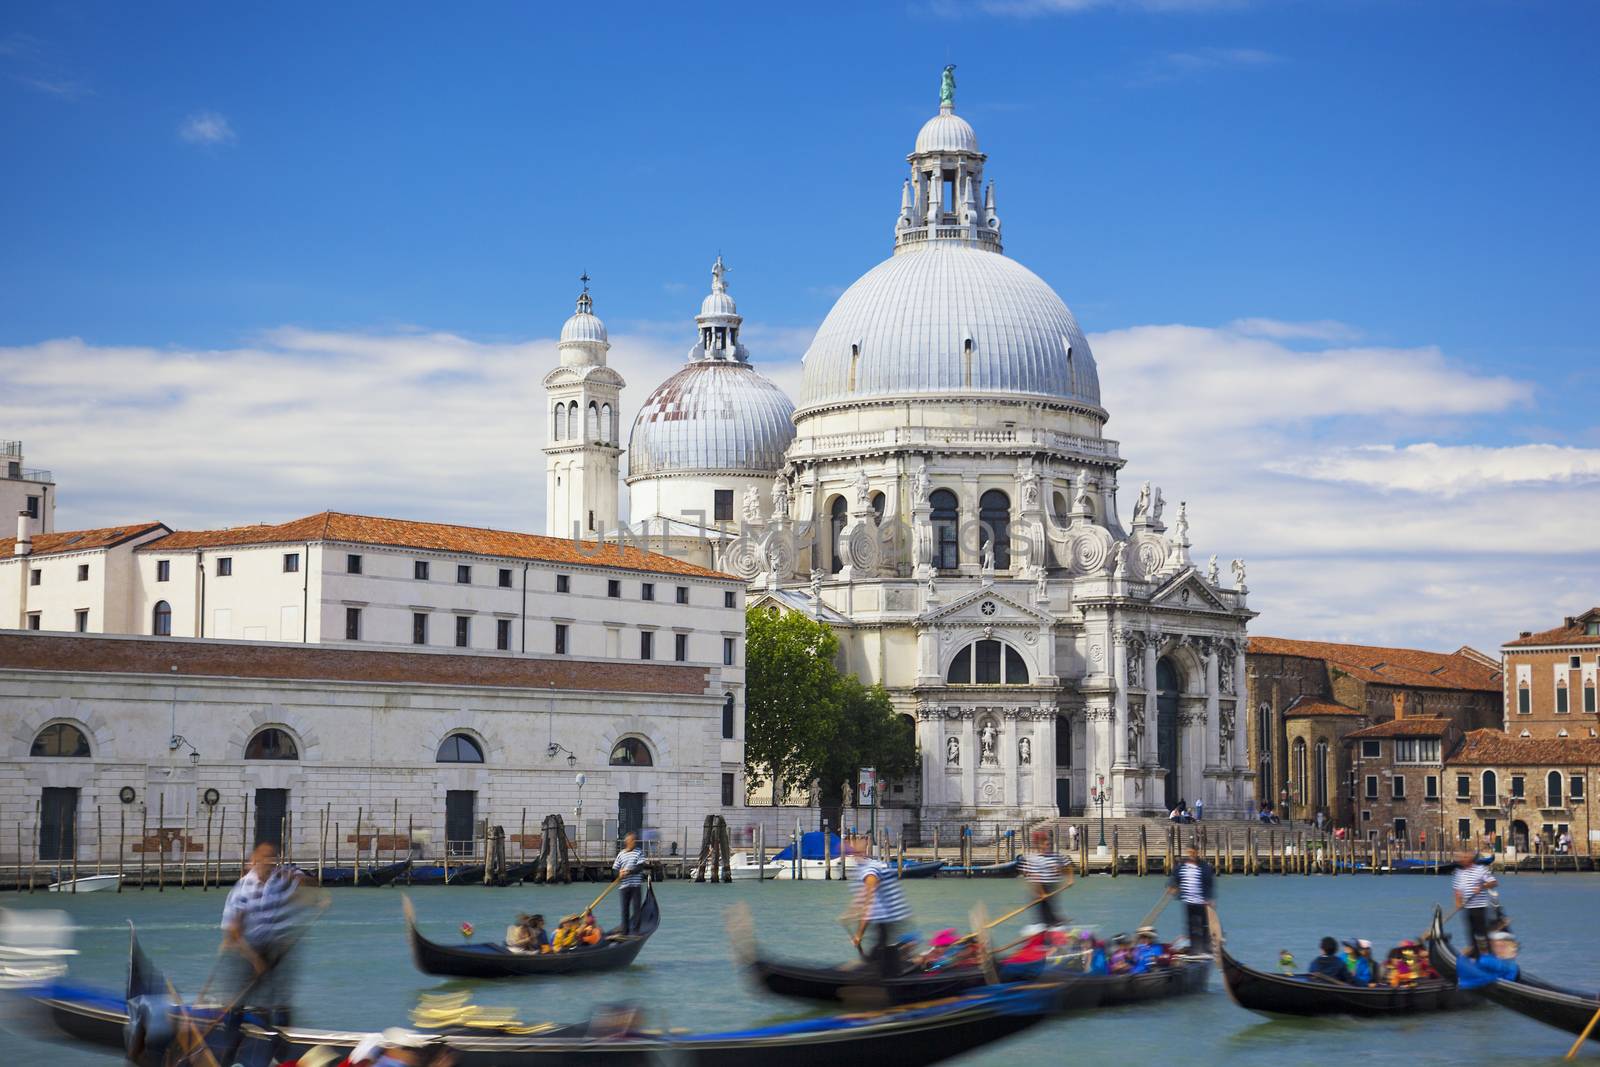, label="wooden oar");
[969,902,999,986]
[957,880,1073,943]
[1565,1000,1600,1060]
[587,872,624,914]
